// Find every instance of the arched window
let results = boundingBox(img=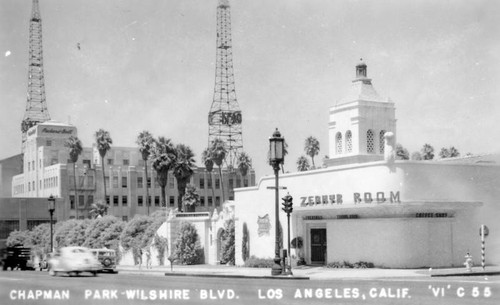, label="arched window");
[367,130,375,153]
[345,130,352,153]
[336,132,343,155]
[379,130,386,154]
